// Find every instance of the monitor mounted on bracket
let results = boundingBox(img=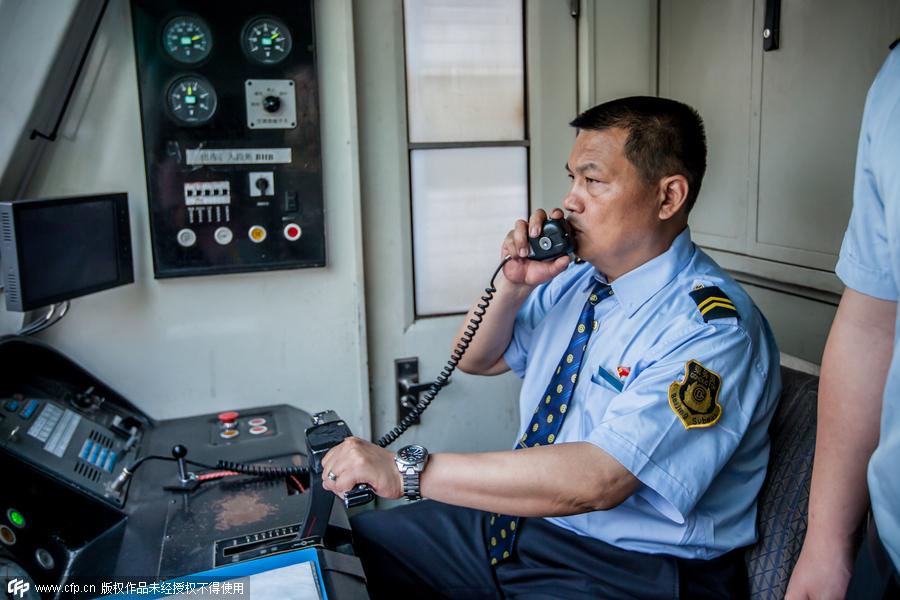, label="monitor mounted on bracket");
[0,193,134,313]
